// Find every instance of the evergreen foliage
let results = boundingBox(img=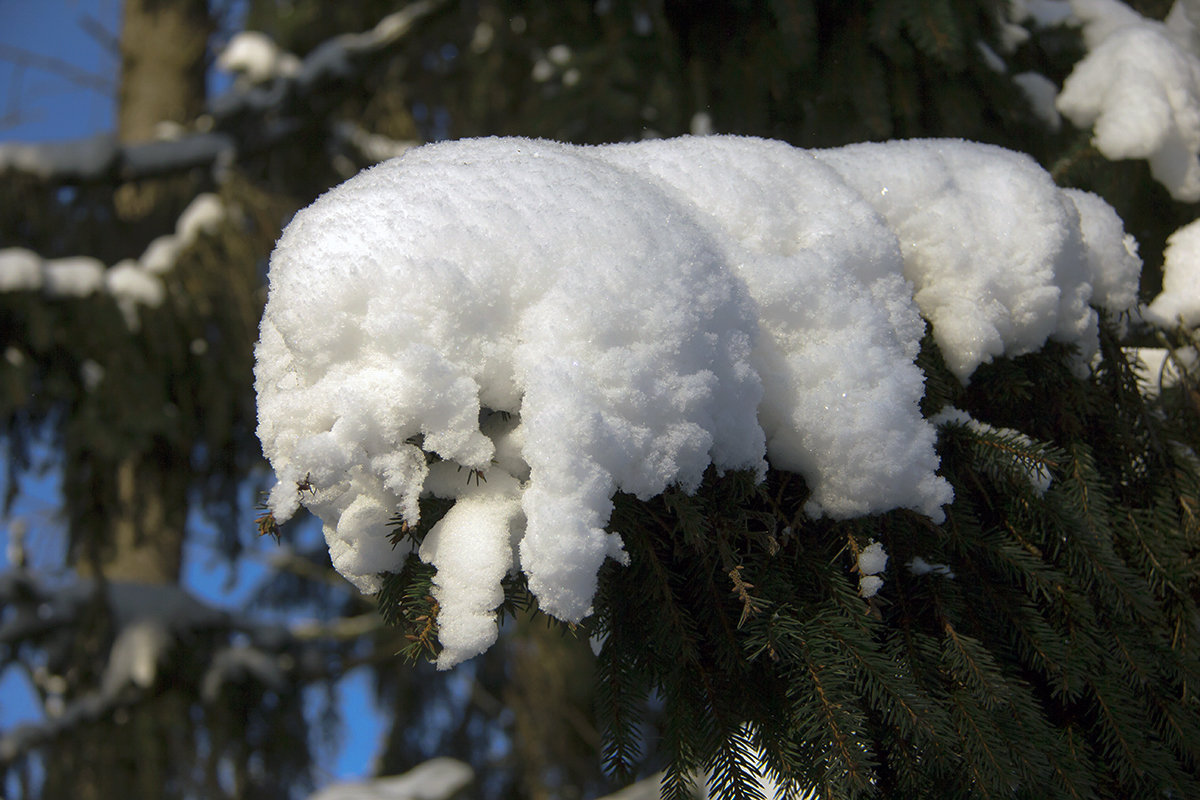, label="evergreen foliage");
[382,319,1200,799]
